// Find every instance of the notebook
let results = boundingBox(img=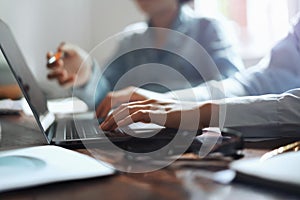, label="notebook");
[0,145,115,192]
